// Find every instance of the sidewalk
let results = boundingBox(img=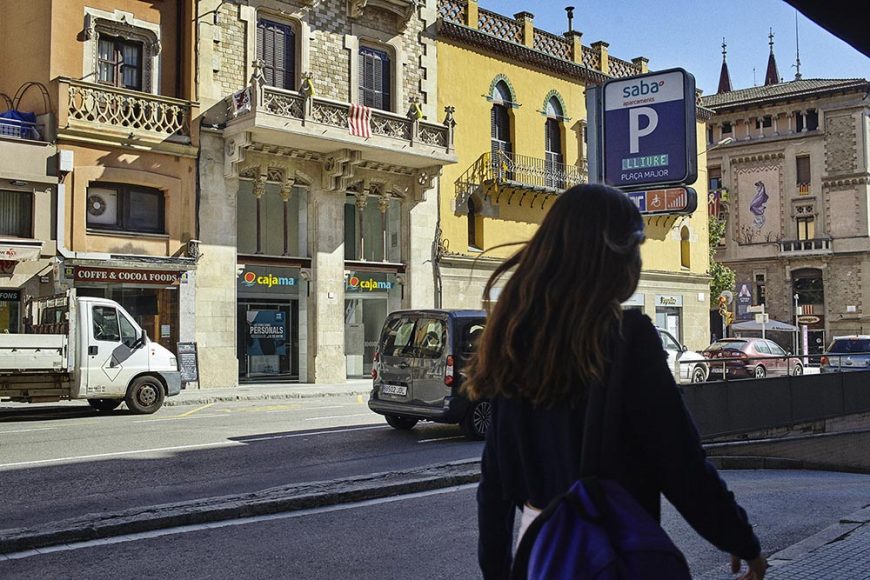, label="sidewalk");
[163,379,373,407]
[699,504,870,579]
